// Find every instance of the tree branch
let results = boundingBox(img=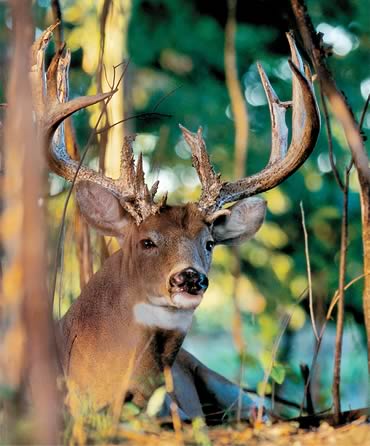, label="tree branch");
[291,0,370,376]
